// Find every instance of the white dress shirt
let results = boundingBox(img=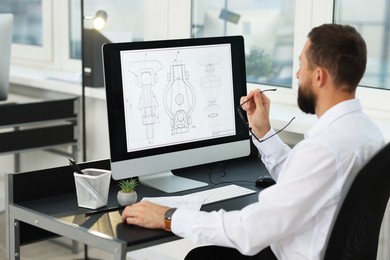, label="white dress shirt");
[171,99,385,260]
